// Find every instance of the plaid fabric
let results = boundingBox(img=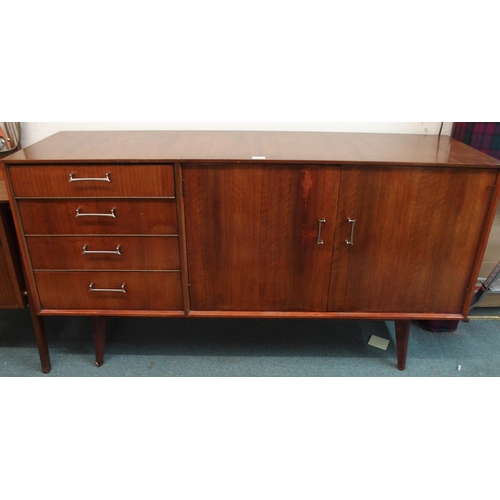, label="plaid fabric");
[453,122,500,160]
[418,320,459,333]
